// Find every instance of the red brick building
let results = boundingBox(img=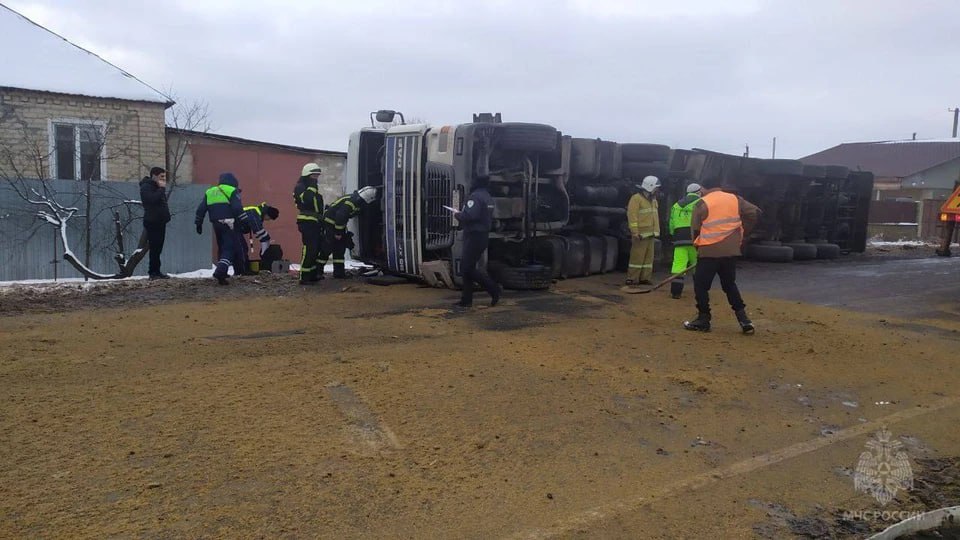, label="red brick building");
[167,129,346,261]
